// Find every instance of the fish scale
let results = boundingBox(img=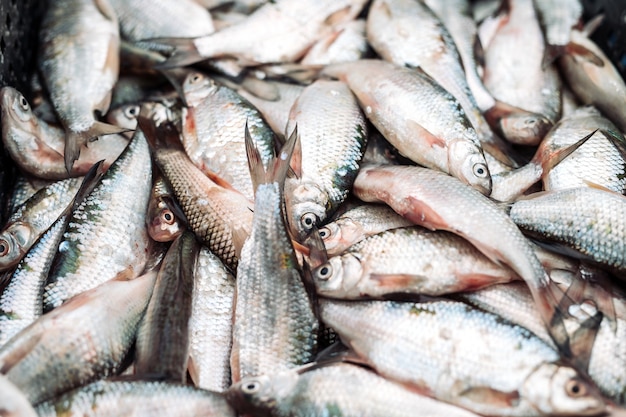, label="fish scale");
[42,132,151,311]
